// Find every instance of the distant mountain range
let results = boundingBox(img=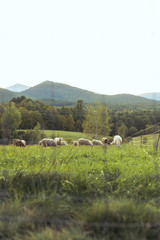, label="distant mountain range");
[0,81,160,109]
[6,83,31,92]
[139,92,160,101]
